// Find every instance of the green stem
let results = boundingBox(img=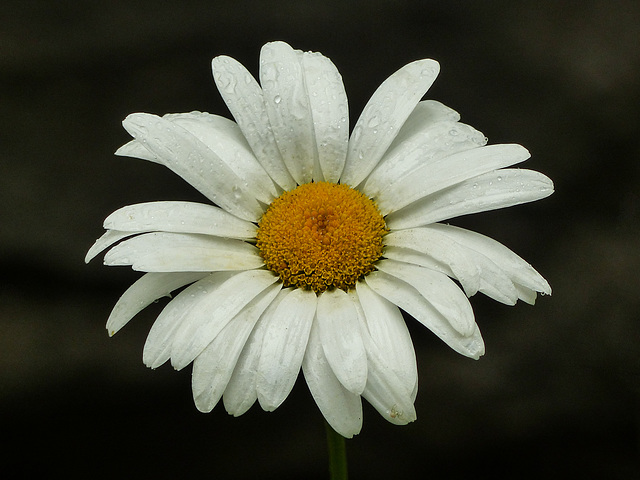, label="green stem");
[325,420,348,480]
